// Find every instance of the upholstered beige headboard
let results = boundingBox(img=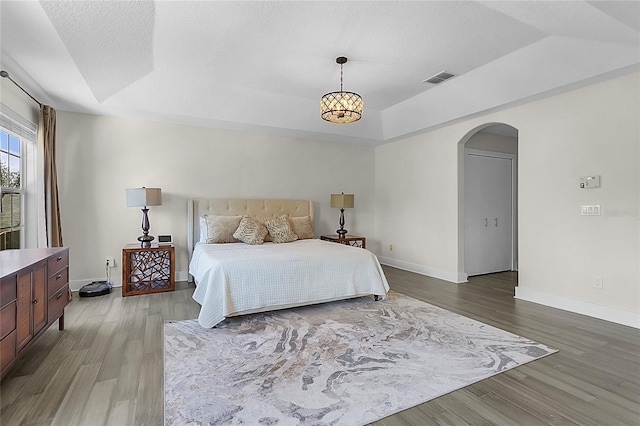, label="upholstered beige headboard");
[187,198,314,271]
